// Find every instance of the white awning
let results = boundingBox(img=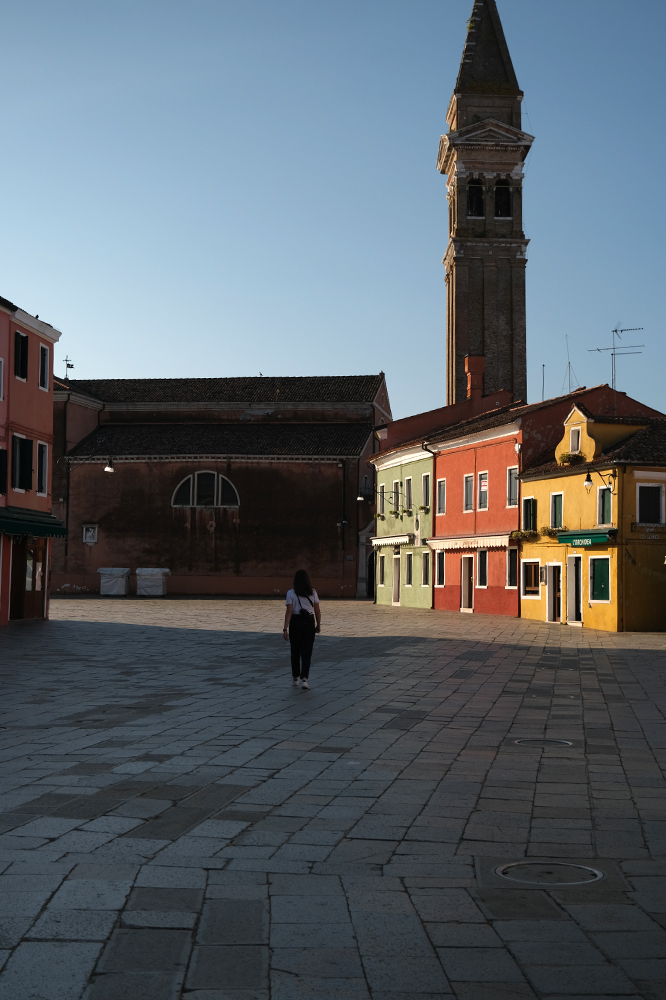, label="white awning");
[371,534,414,548]
[426,534,511,551]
